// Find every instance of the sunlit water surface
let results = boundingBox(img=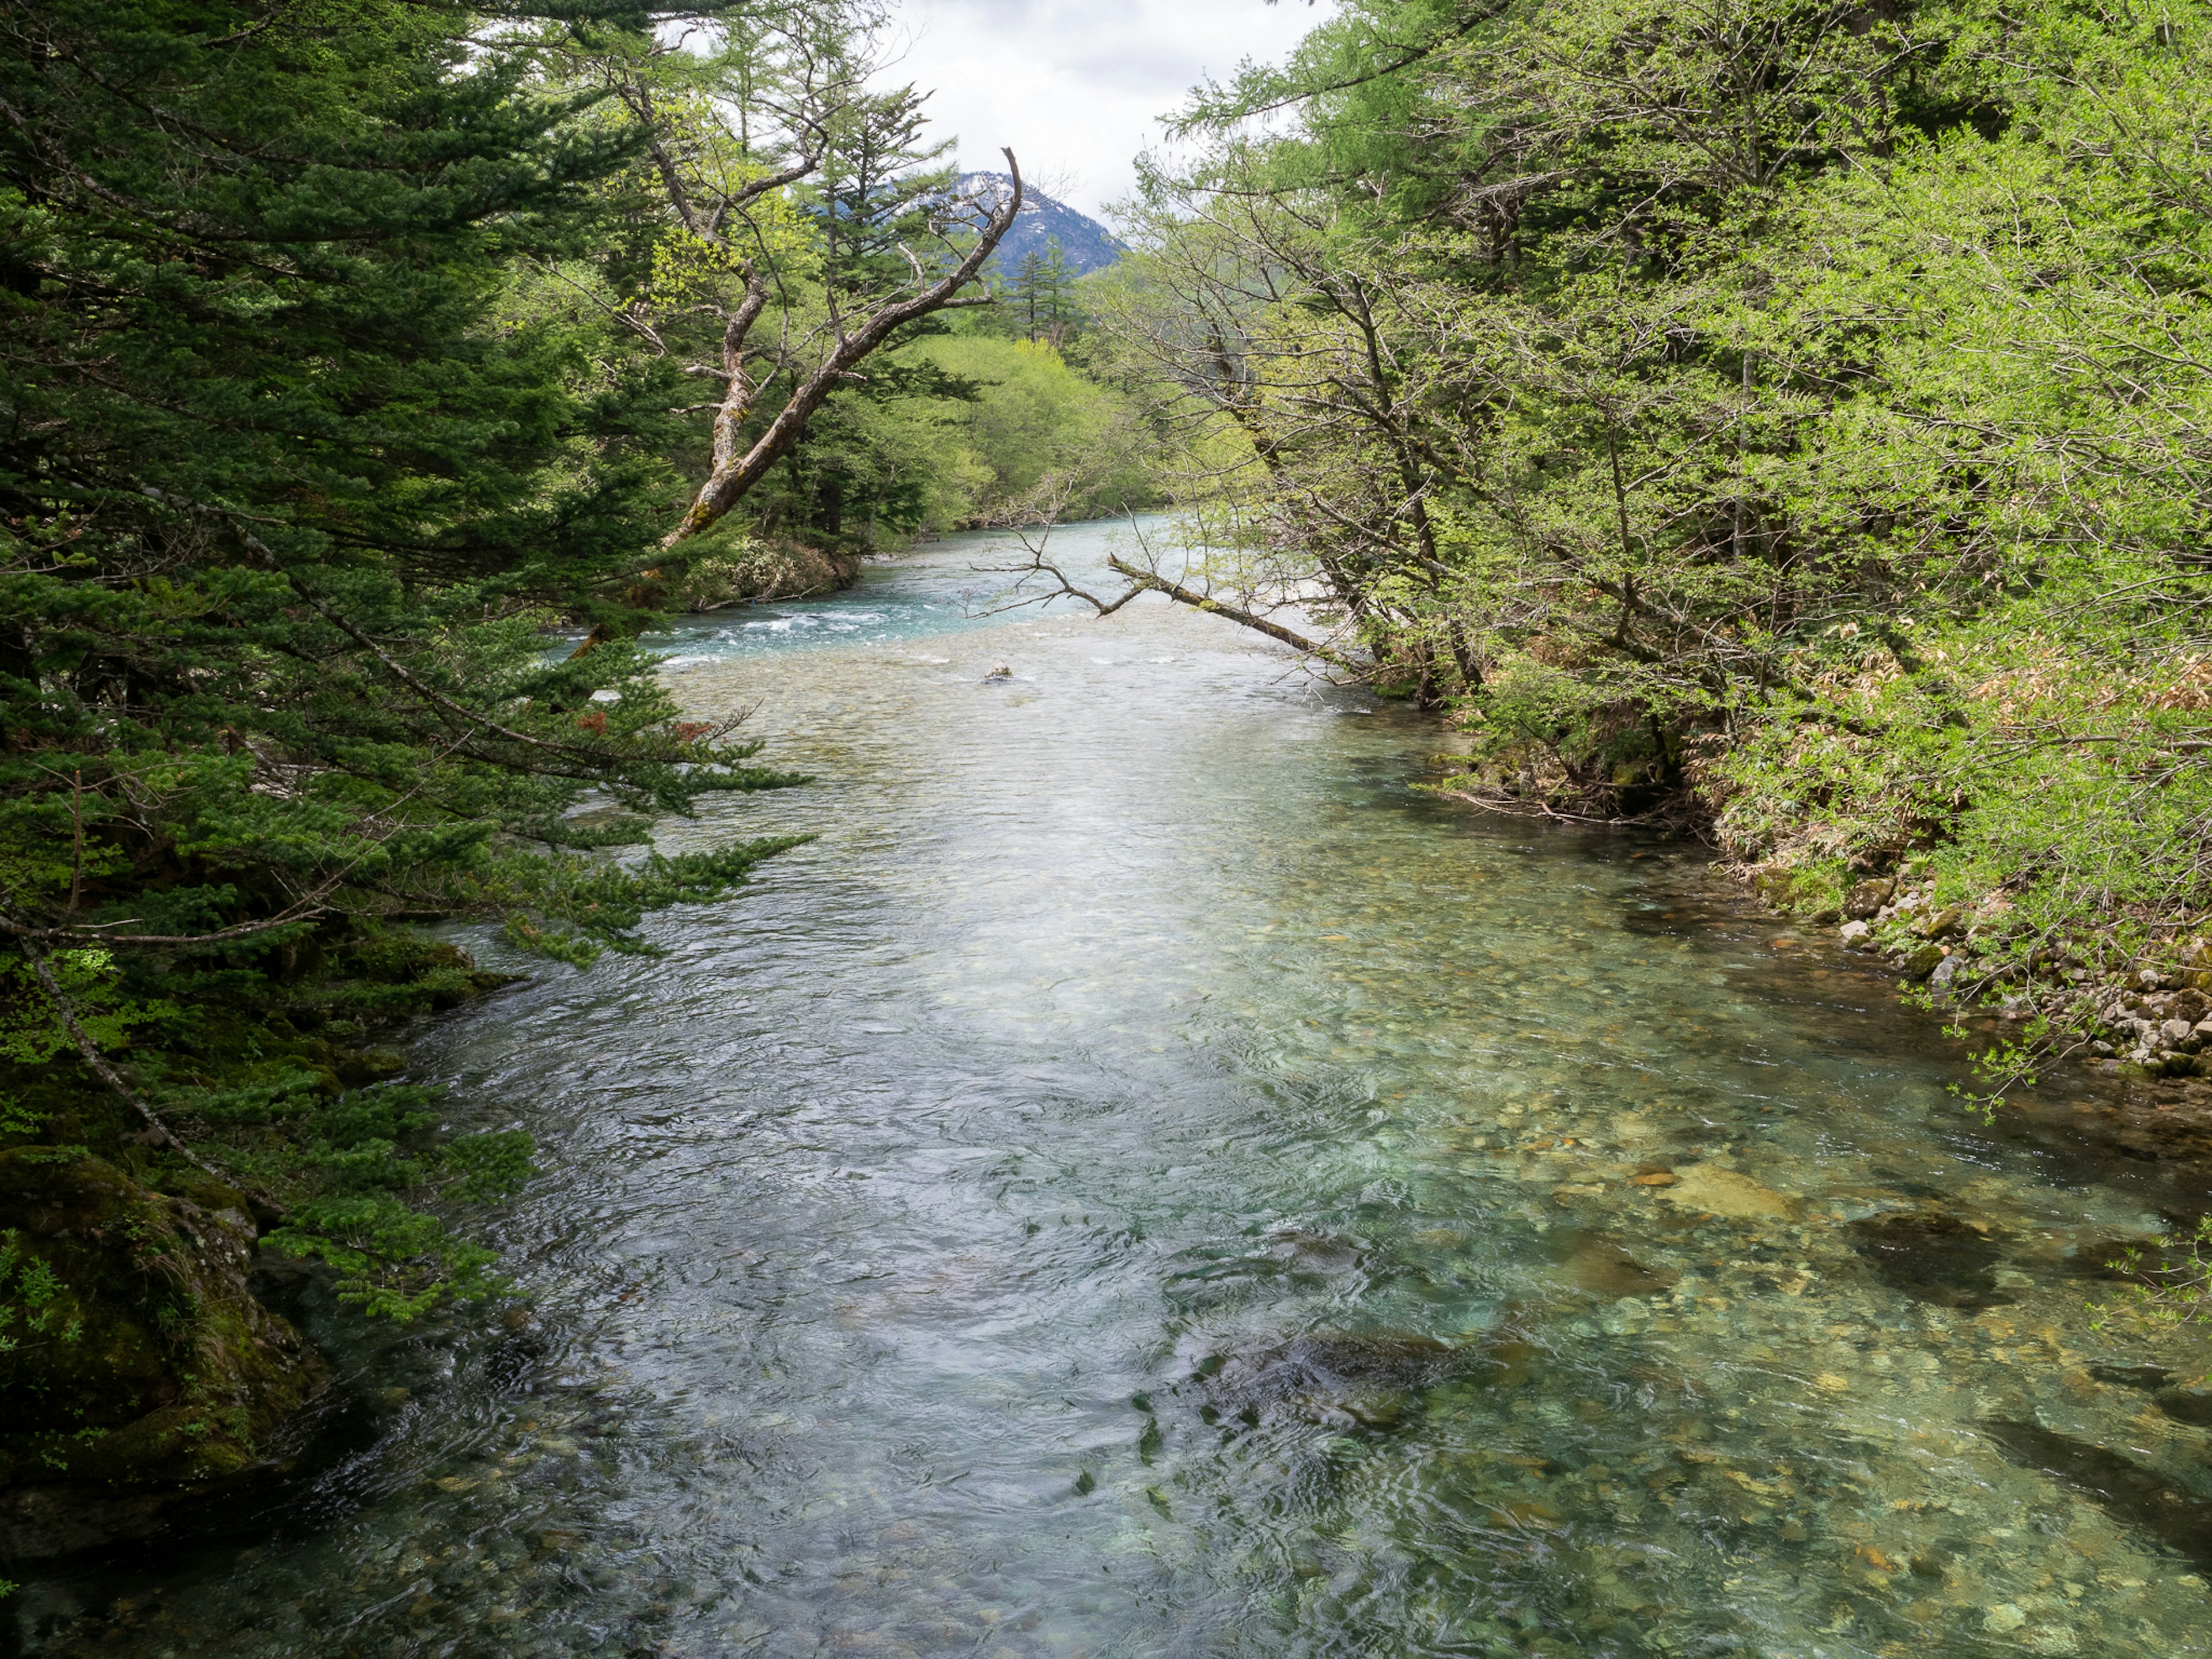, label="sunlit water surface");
[14,522,2212,1658]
